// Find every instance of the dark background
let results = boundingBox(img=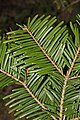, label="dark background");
[0,0,80,31]
[0,0,80,120]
